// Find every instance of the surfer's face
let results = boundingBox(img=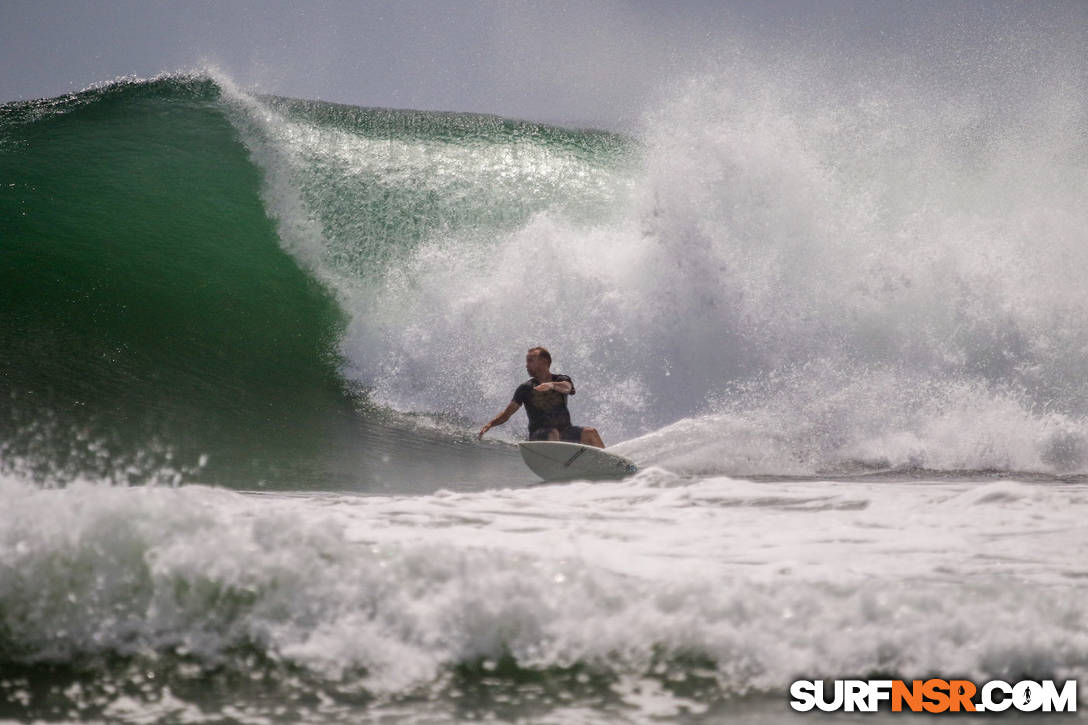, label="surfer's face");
[526,352,549,378]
